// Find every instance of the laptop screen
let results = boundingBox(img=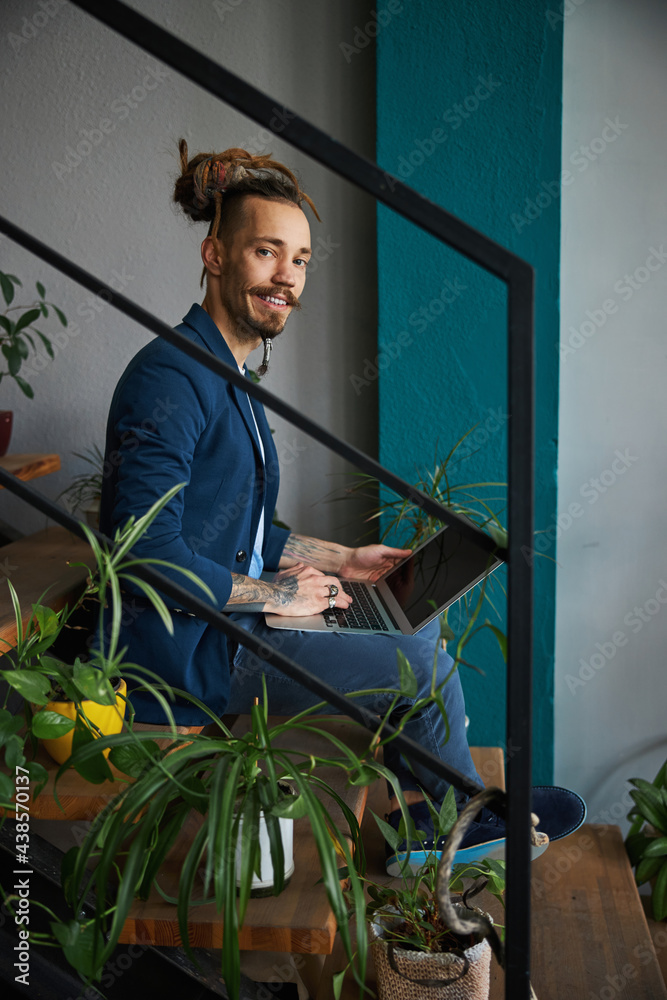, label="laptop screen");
[382,525,502,628]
